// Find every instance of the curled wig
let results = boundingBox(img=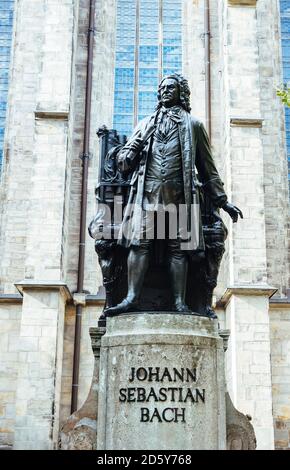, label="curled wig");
[156,73,191,113]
